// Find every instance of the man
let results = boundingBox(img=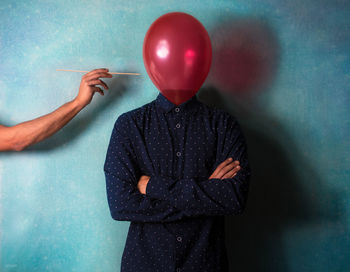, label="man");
[0,68,112,151]
[104,91,251,272]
